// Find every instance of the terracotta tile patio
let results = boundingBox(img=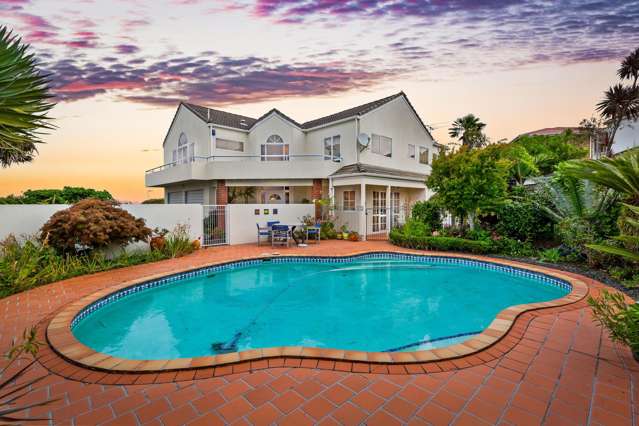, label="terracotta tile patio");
[1,240,637,425]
